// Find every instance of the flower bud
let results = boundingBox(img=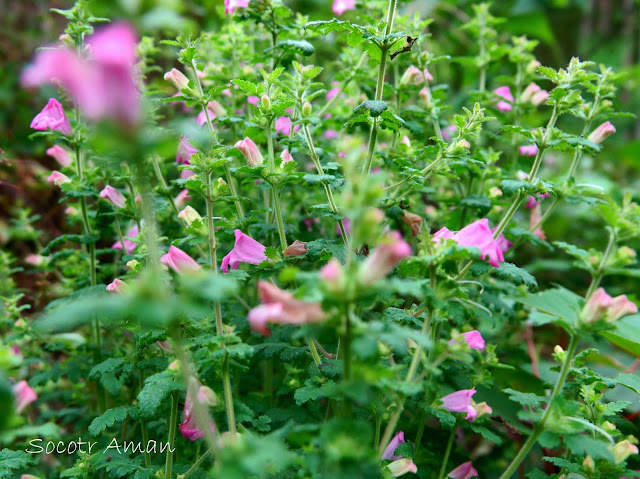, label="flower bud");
[235,137,264,167]
[302,101,312,117]
[164,68,189,90]
[387,458,418,477]
[553,344,565,357]
[106,278,126,293]
[419,87,431,109]
[531,90,550,106]
[582,456,595,473]
[46,145,72,168]
[473,401,492,419]
[99,185,127,209]
[489,187,502,198]
[400,65,424,86]
[526,60,541,74]
[178,206,203,226]
[261,95,271,110]
[280,148,294,164]
[521,82,541,103]
[611,439,638,464]
[320,258,345,292]
[400,135,411,147]
[588,121,616,145]
[401,210,422,236]
[207,100,227,117]
[359,231,411,285]
[168,360,180,372]
[602,421,616,432]
[283,240,308,257]
[197,385,218,407]
[47,171,71,186]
